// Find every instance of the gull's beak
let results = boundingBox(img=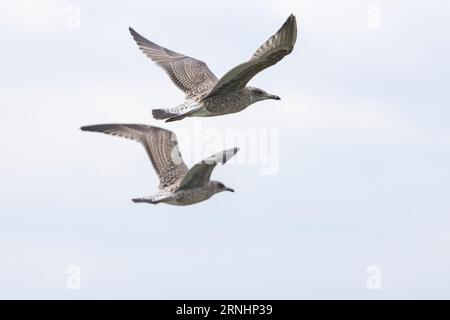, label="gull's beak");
[225,187,235,192]
[269,94,281,100]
